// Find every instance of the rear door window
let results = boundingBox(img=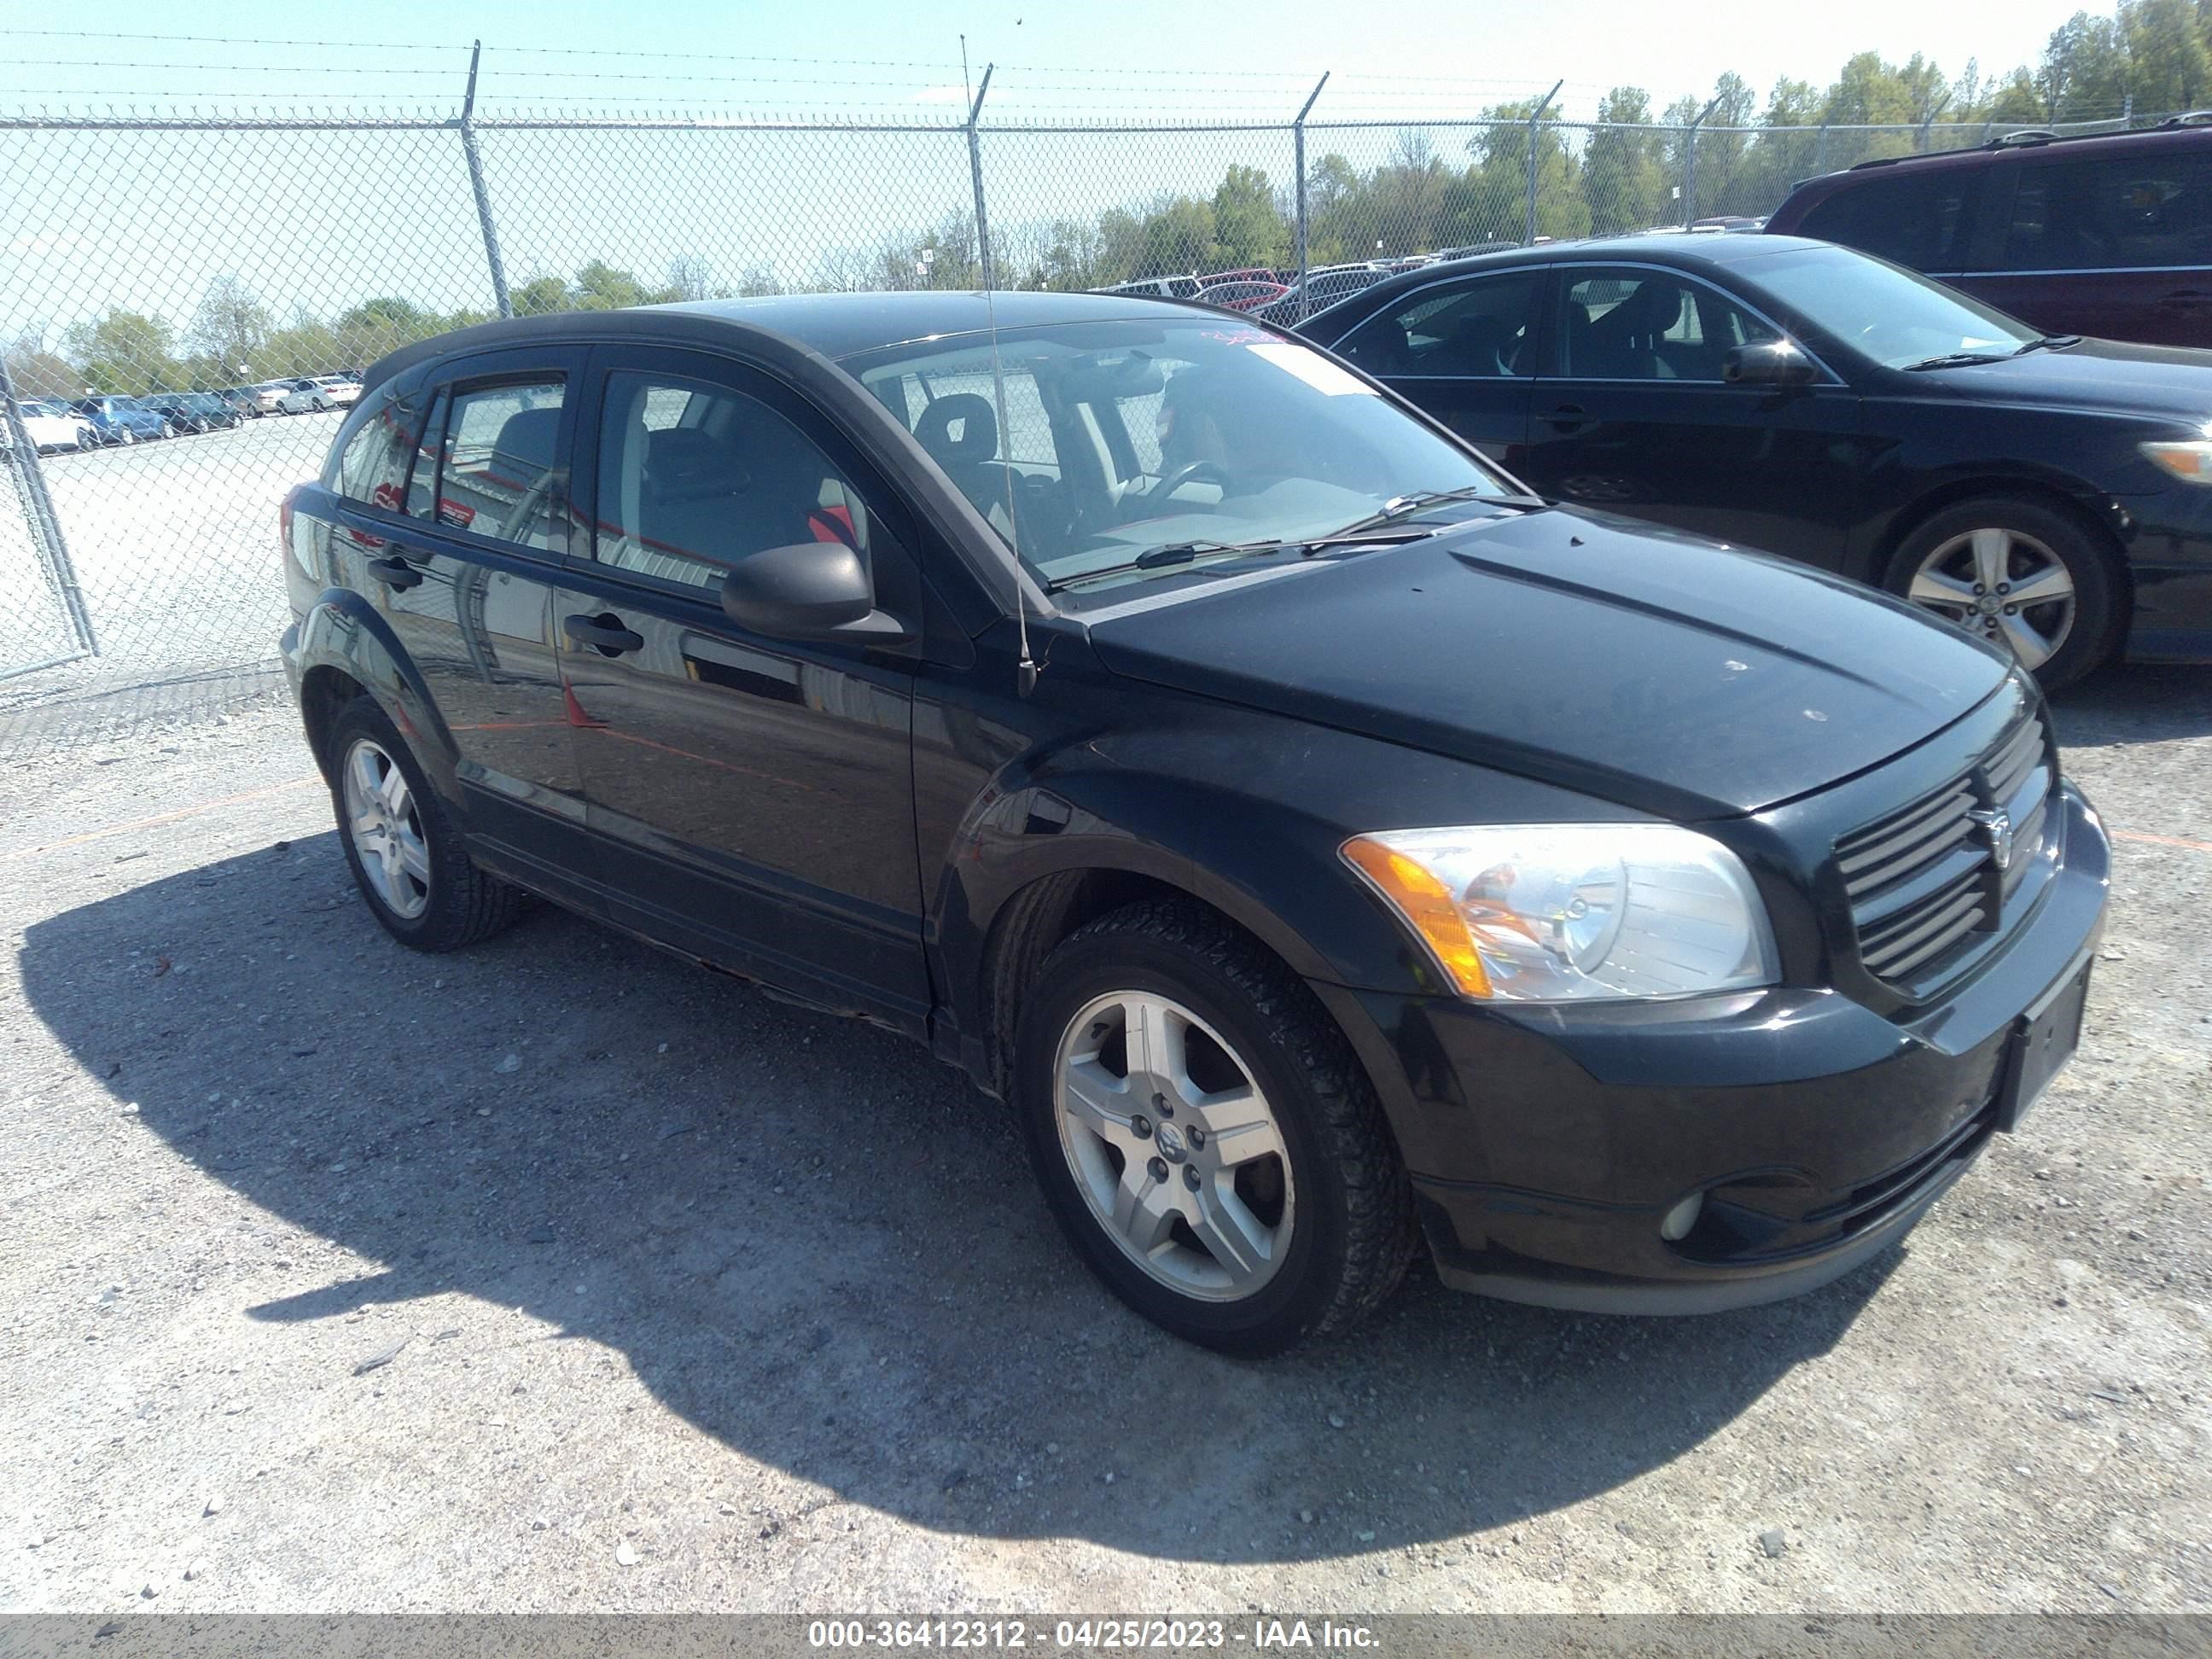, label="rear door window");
[1797,170,1980,271]
[1337,271,1543,378]
[431,379,567,551]
[2000,150,2212,271]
